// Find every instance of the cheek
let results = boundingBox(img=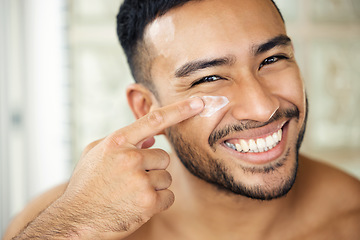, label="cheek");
[266,67,305,110]
[174,114,217,146]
